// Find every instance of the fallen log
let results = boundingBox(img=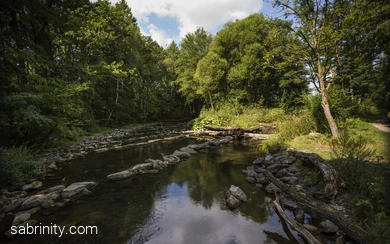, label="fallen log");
[273,194,321,244]
[204,123,276,133]
[287,150,341,199]
[263,170,373,244]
